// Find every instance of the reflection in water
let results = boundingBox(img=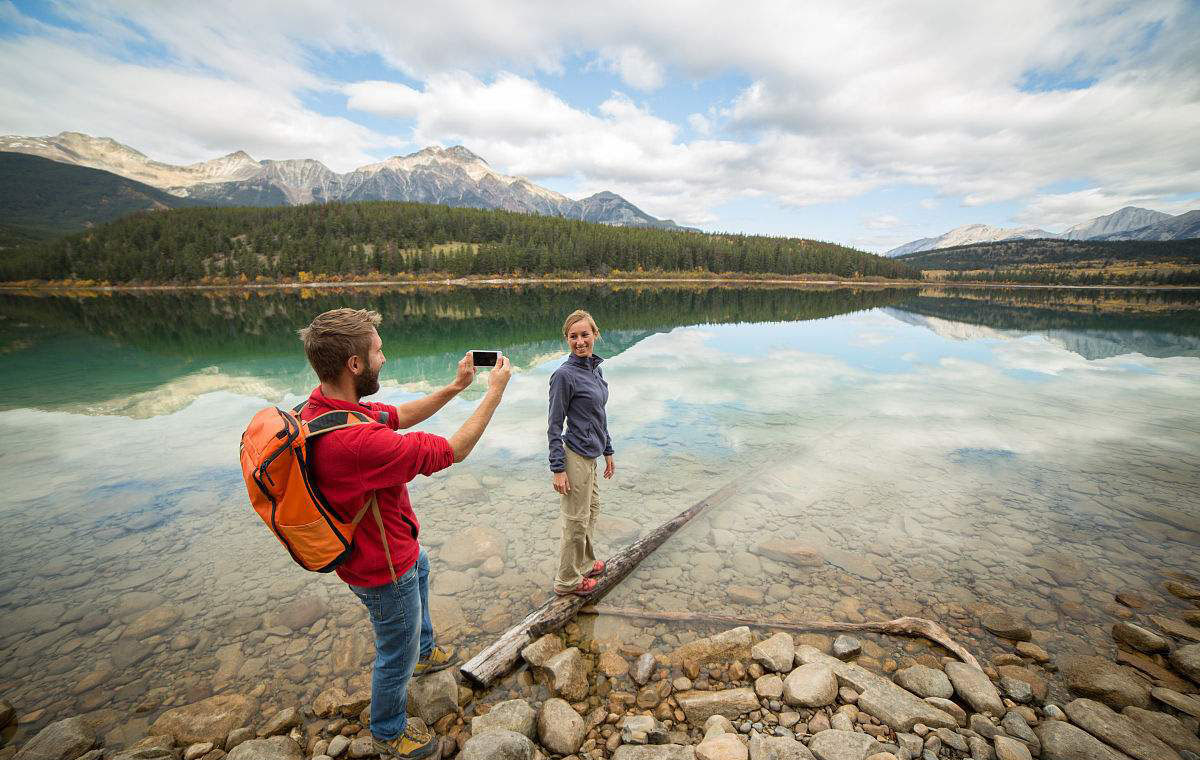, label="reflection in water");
[0,284,1198,745]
